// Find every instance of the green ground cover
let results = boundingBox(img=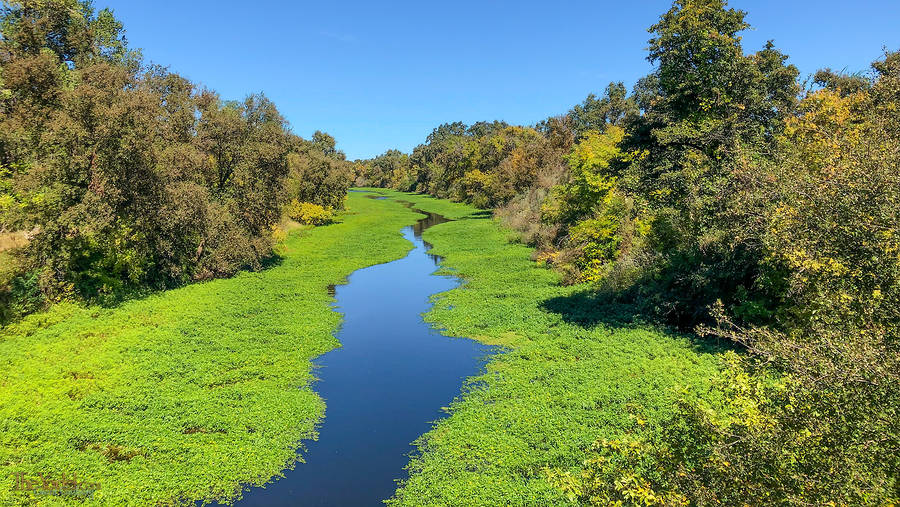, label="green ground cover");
[364,190,724,506]
[0,192,426,505]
